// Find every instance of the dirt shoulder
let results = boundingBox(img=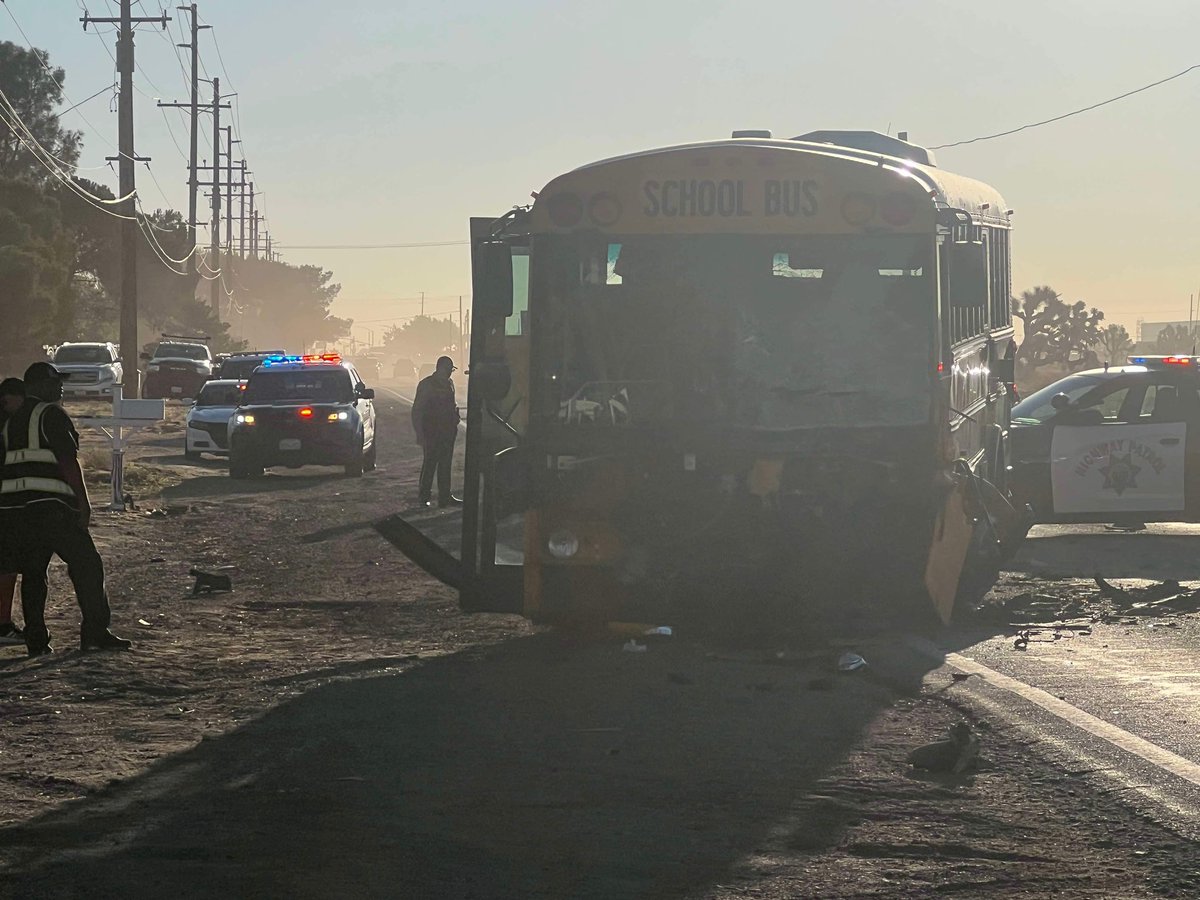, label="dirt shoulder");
[0,395,1196,898]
